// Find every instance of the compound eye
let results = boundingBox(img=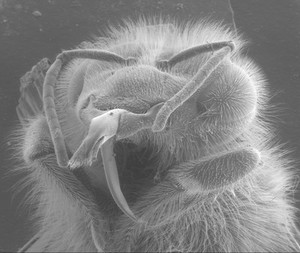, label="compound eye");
[152,43,234,132]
